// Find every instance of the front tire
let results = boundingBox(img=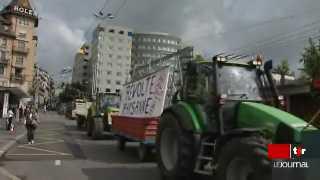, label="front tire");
[156,112,196,179]
[216,135,271,180]
[92,117,103,139]
[76,117,84,129]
